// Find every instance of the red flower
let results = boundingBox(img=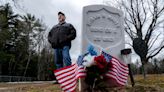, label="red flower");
[94,55,108,70]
